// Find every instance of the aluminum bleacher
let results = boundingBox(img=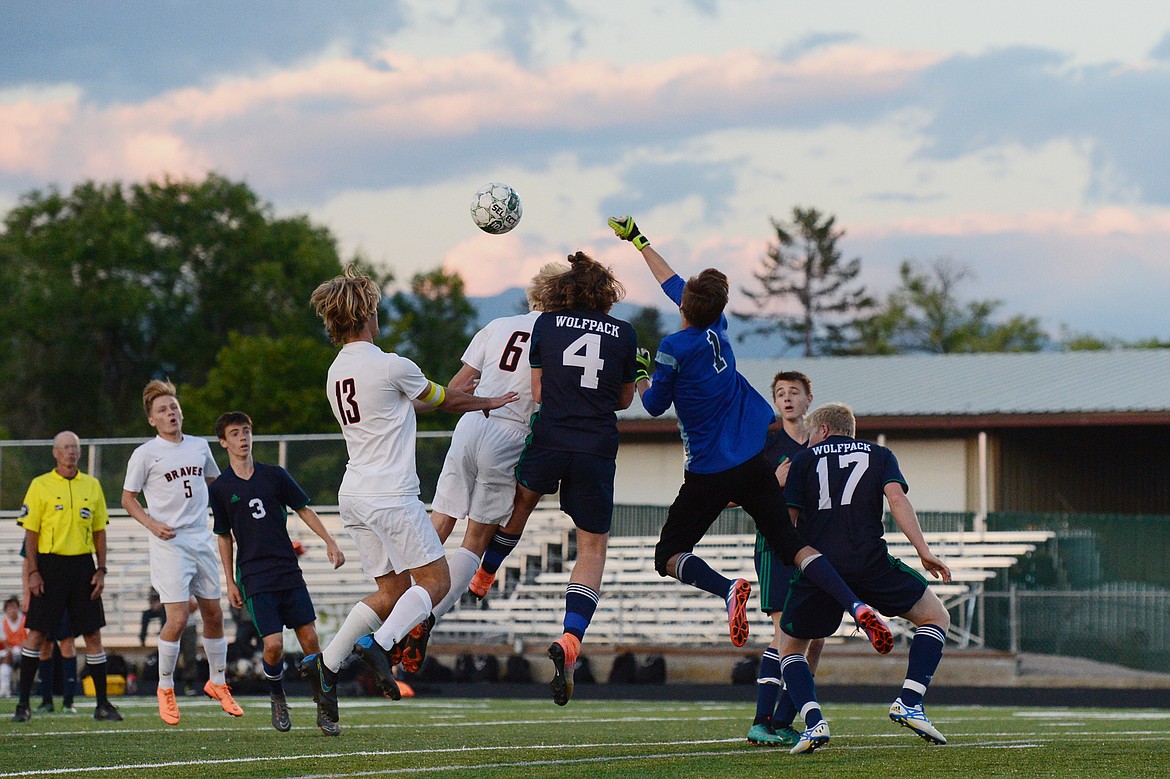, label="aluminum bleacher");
[0,506,1053,652]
